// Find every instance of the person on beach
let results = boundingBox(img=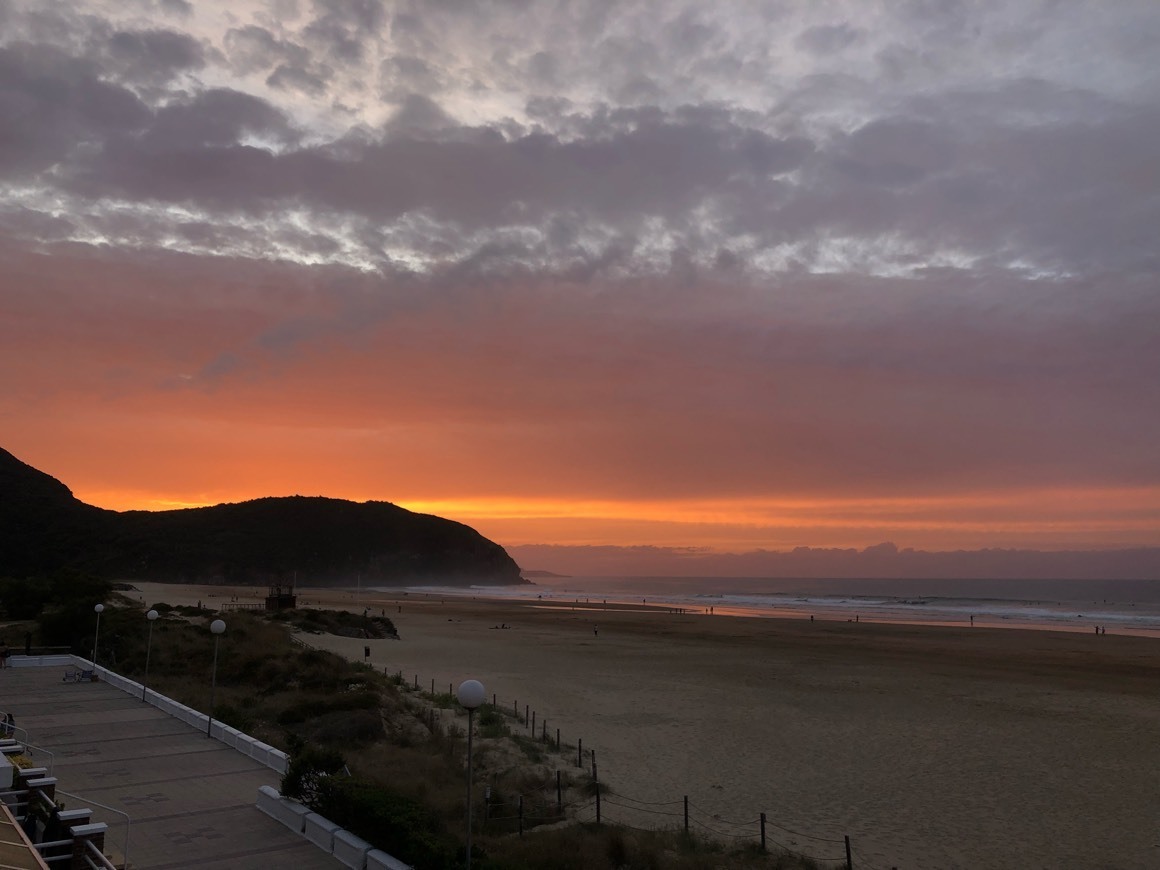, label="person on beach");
[0,643,8,668]
[594,625,599,637]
